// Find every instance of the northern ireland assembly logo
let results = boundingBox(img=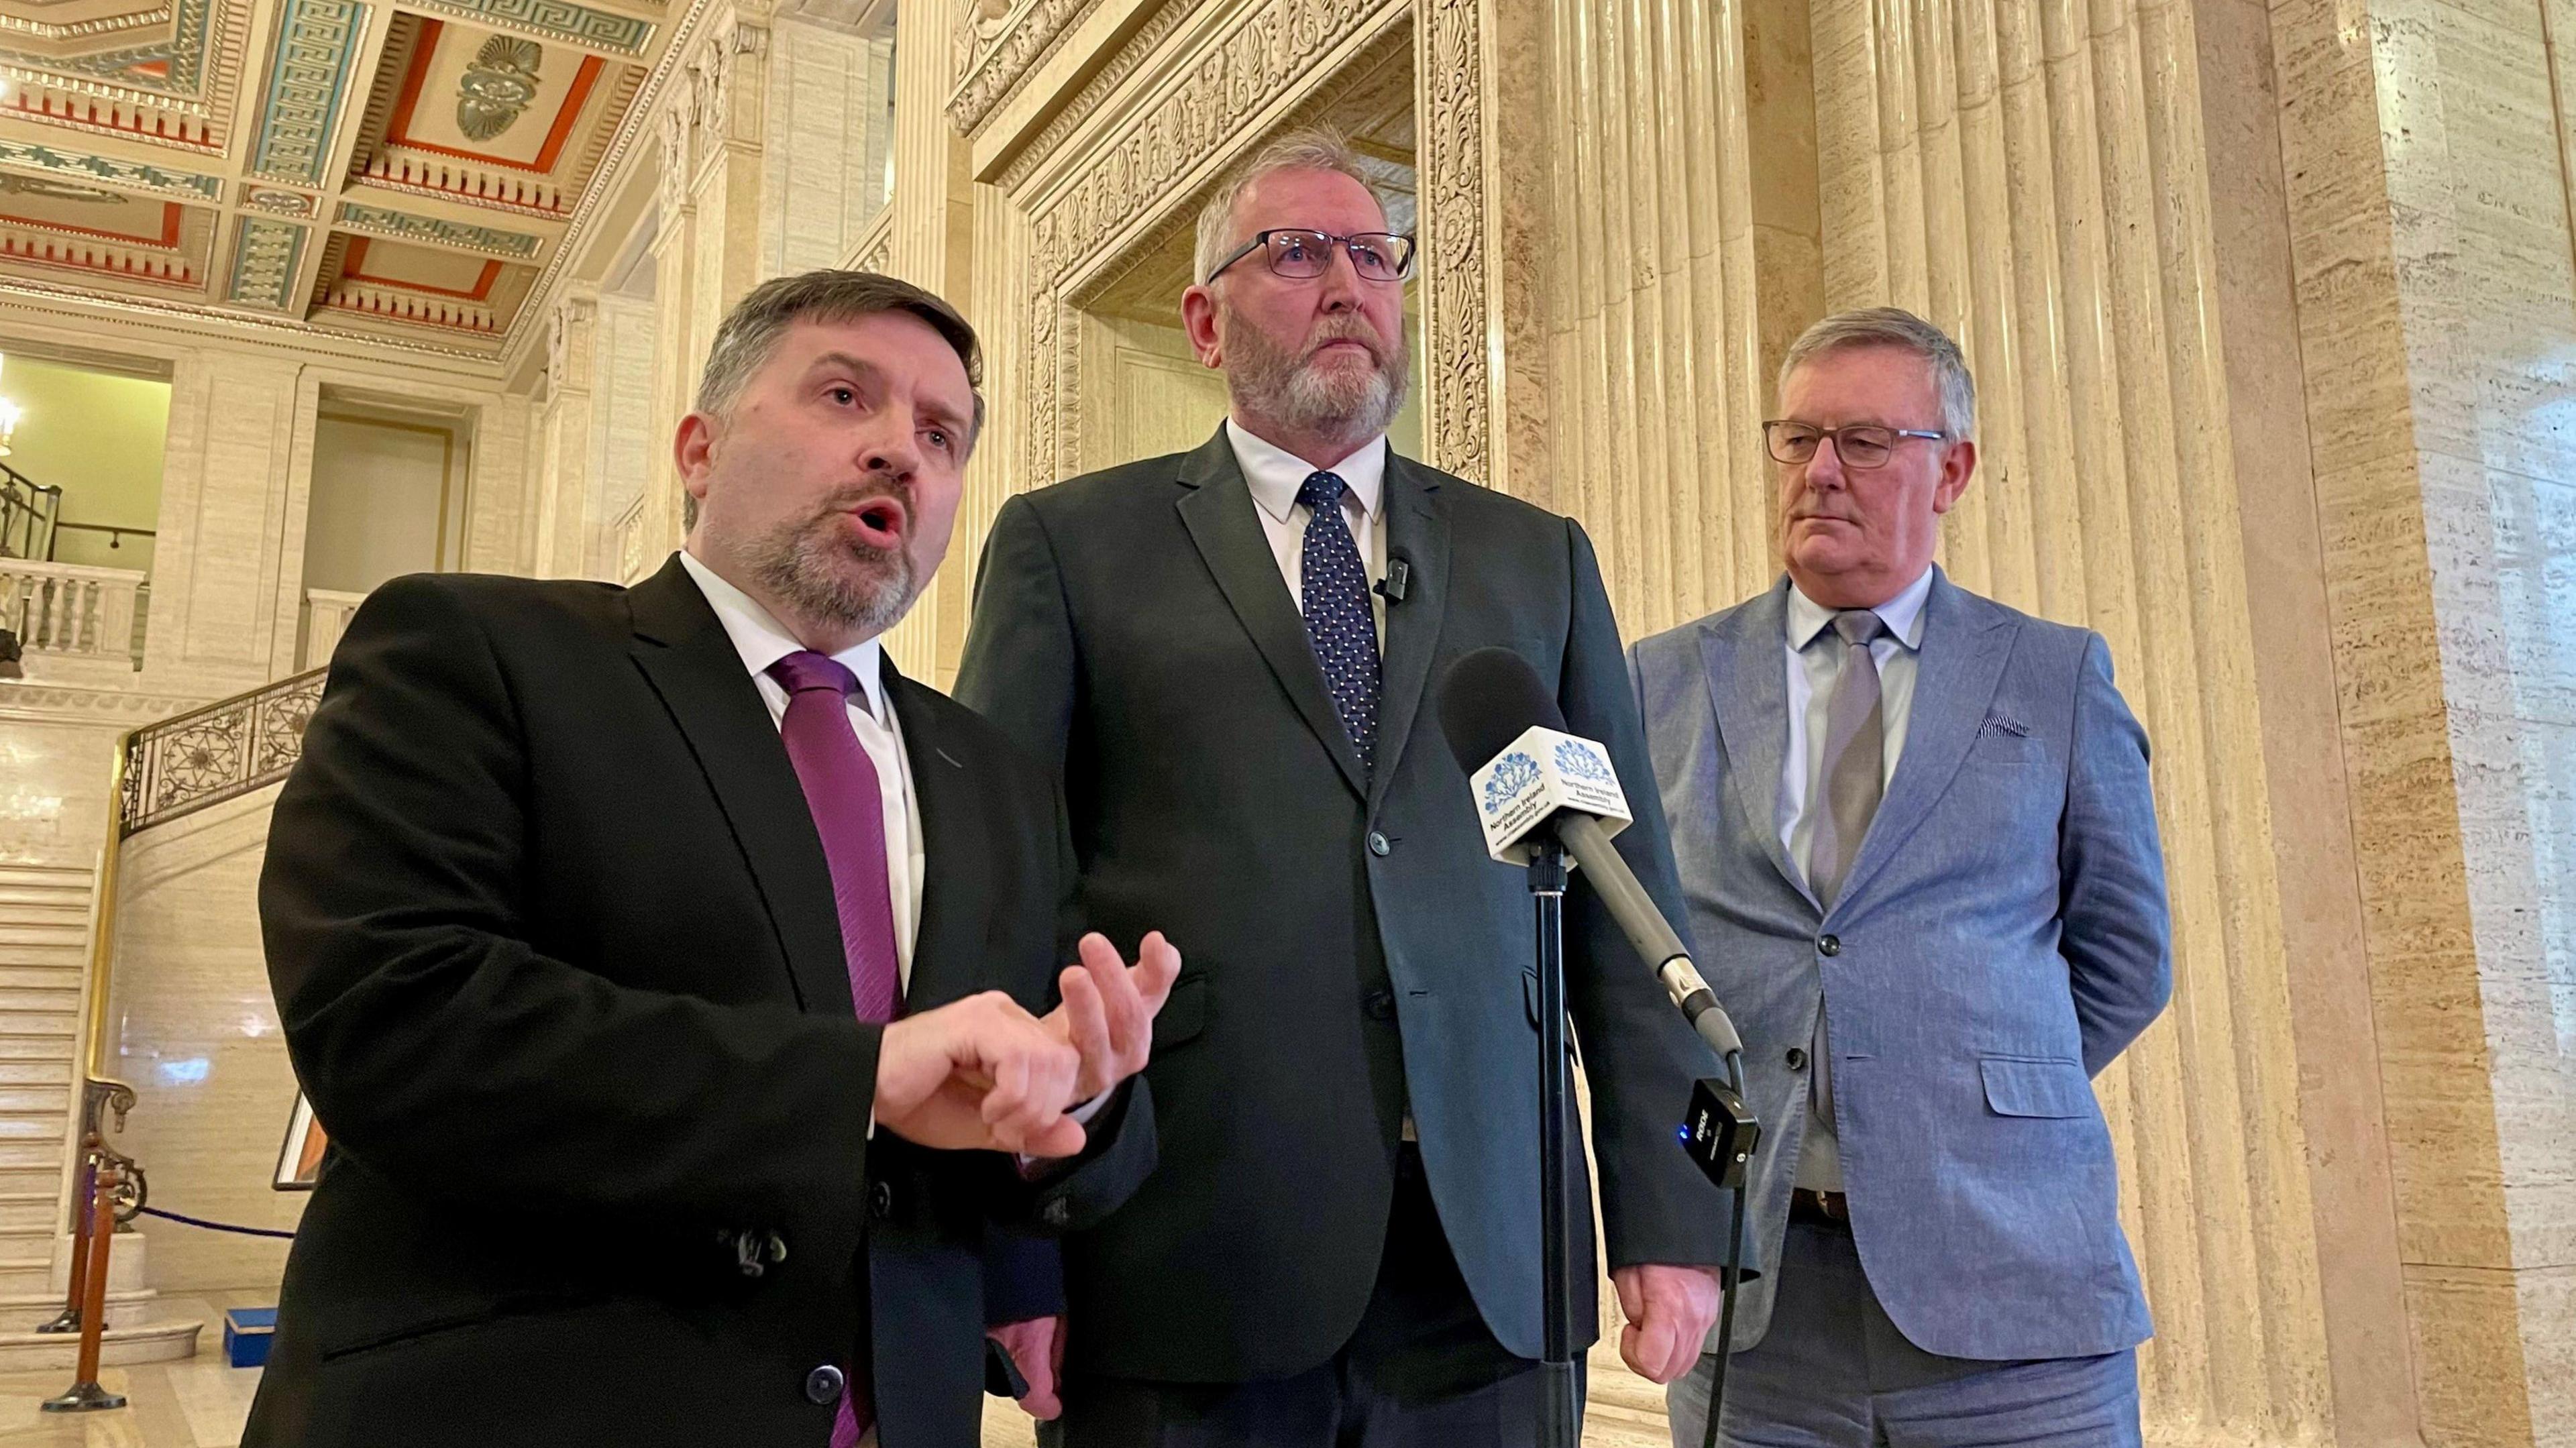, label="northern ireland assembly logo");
[1483,752,1543,816]
[1554,738,1615,785]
